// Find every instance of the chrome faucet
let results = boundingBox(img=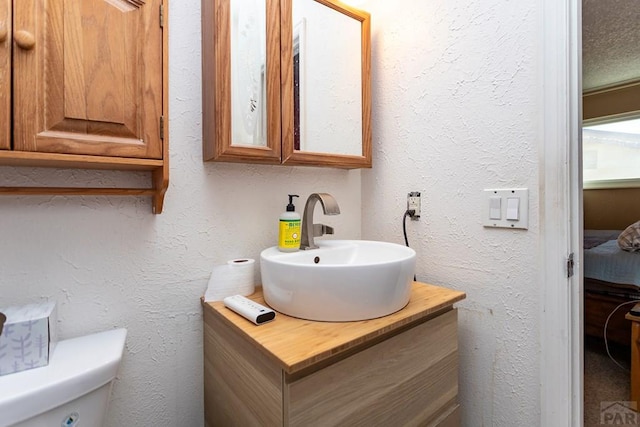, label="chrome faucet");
[300,193,340,250]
